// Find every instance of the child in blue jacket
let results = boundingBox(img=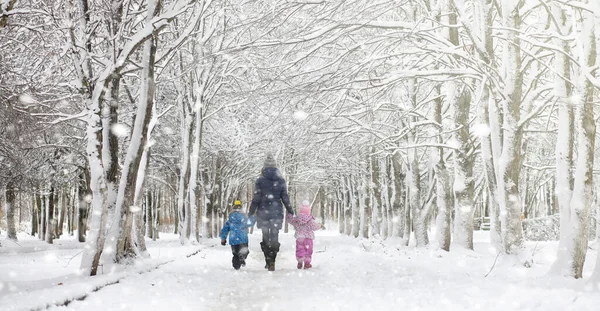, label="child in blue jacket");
[220,200,256,270]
